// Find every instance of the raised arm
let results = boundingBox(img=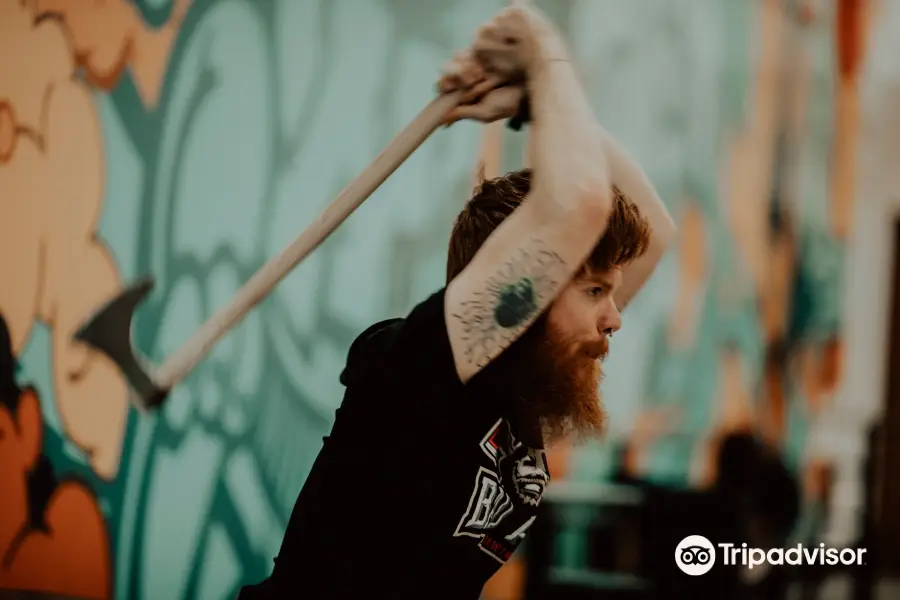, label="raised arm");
[442,8,616,383]
[599,130,676,311]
